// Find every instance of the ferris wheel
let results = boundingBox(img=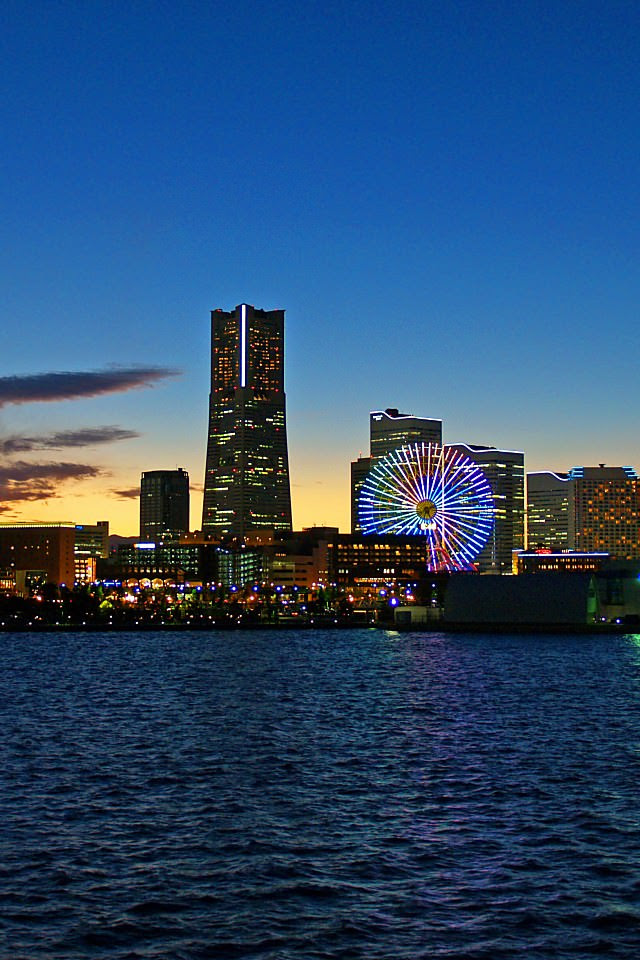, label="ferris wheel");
[358,443,495,572]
